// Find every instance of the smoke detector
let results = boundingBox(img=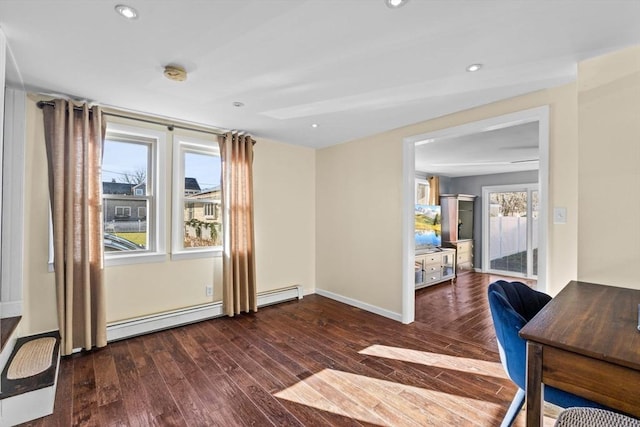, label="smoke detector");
[163,65,187,82]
